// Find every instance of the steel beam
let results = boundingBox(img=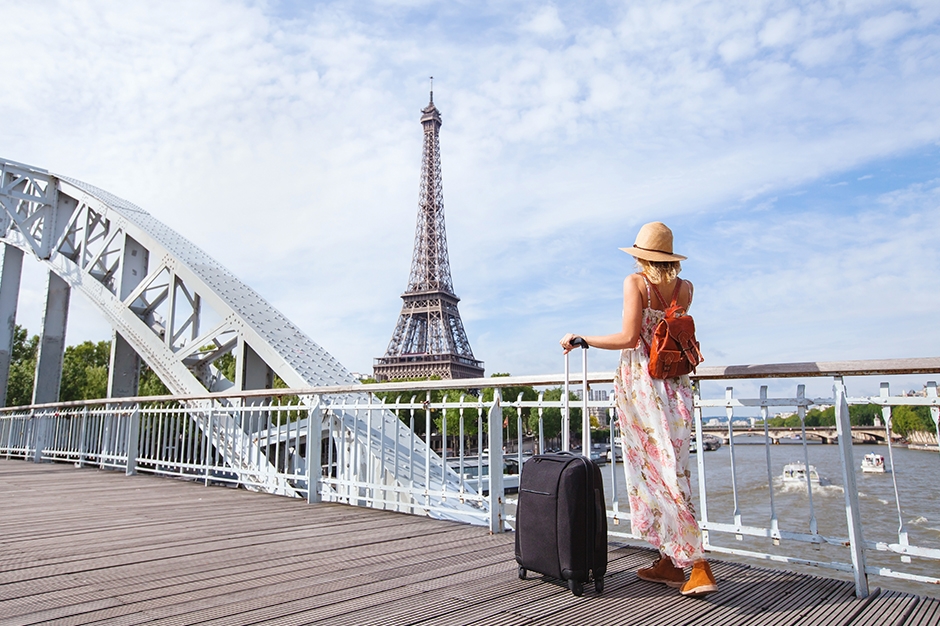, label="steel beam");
[33,271,70,404]
[108,331,140,397]
[0,244,24,406]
